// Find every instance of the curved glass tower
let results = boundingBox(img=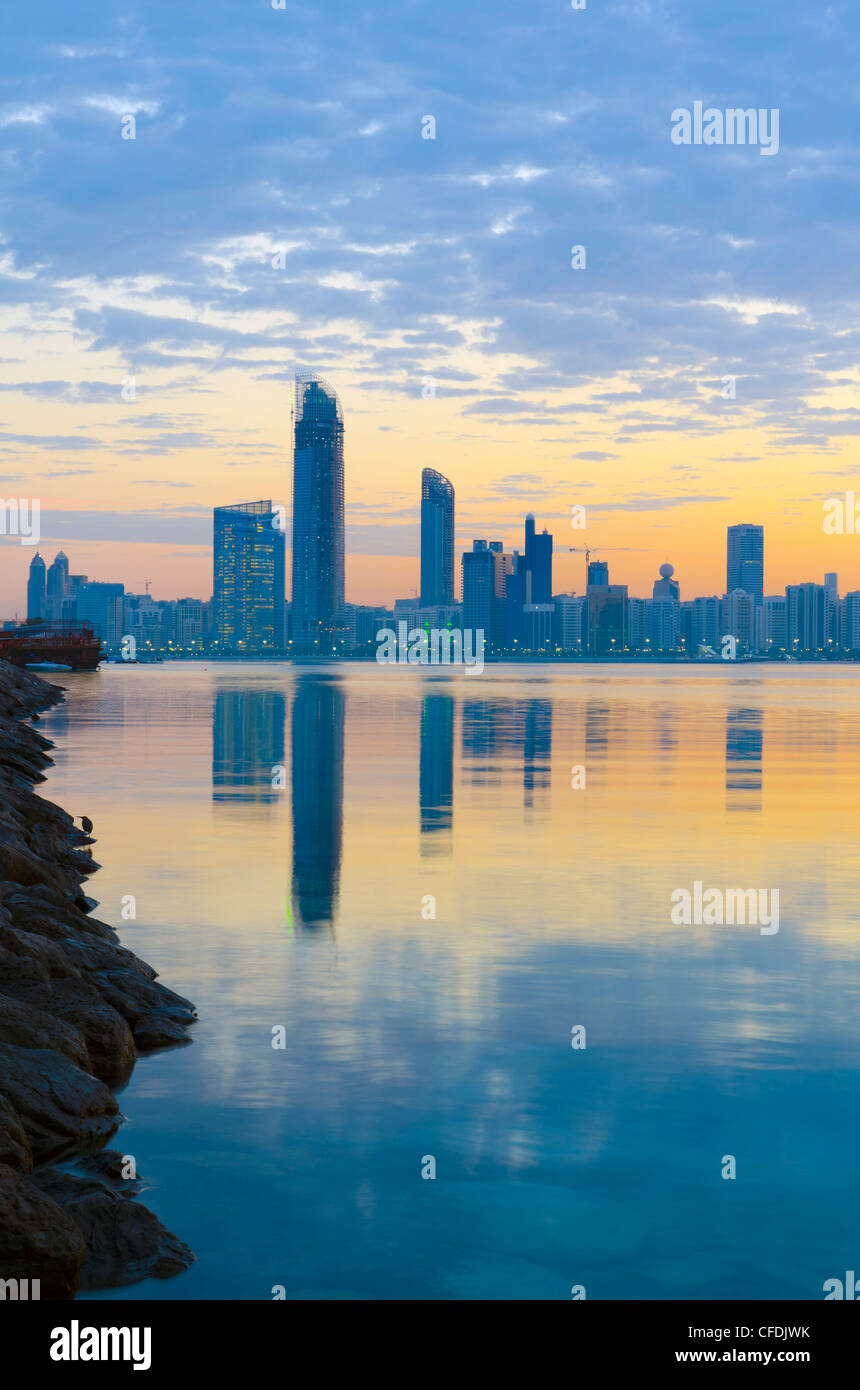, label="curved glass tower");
[420,467,455,606]
[291,374,345,651]
[27,552,46,621]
